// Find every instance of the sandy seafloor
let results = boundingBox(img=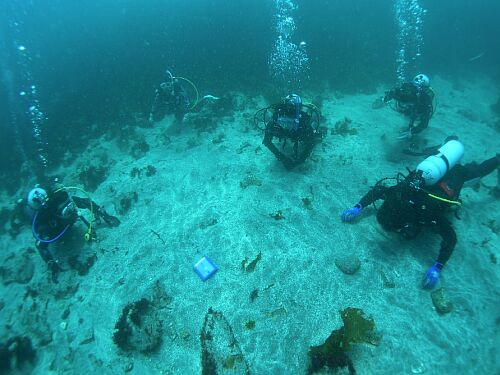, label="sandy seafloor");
[0,75,499,375]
